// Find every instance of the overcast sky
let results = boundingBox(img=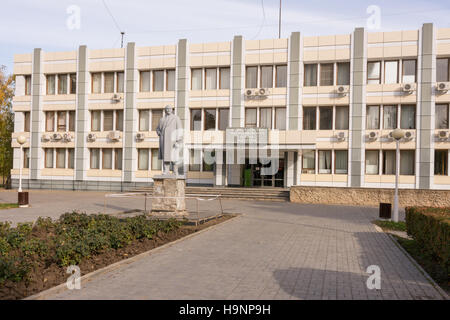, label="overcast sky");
[1,0,450,73]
